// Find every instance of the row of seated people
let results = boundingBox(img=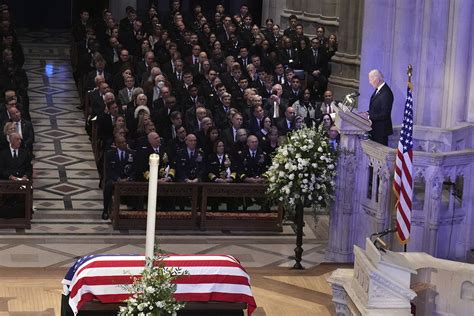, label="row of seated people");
[71,5,341,220]
[0,4,33,188]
